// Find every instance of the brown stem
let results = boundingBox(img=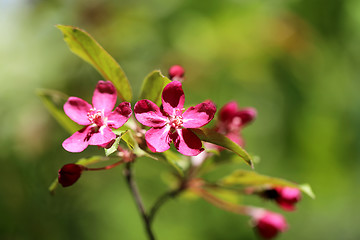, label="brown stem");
[124,162,155,240]
[190,184,257,216]
[148,188,182,223]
